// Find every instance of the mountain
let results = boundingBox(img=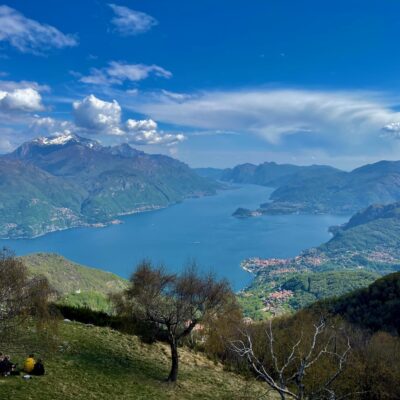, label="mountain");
[239,201,400,318]
[264,160,400,214]
[221,161,342,187]
[0,158,86,238]
[0,134,219,238]
[221,160,400,215]
[194,167,227,180]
